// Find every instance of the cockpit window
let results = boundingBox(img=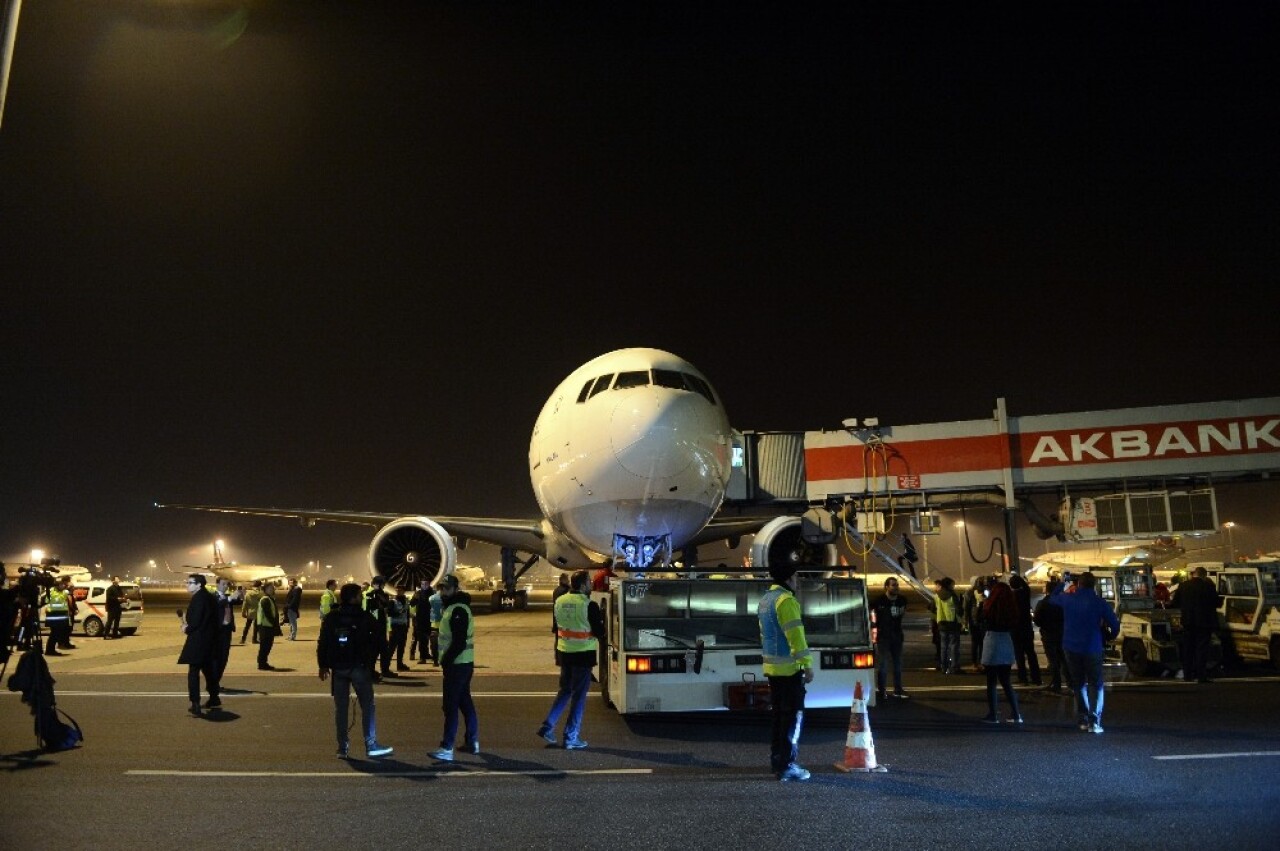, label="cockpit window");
[586,374,613,399]
[613,370,649,390]
[576,379,595,403]
[652,369,685,390]
[683,373,716,405]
